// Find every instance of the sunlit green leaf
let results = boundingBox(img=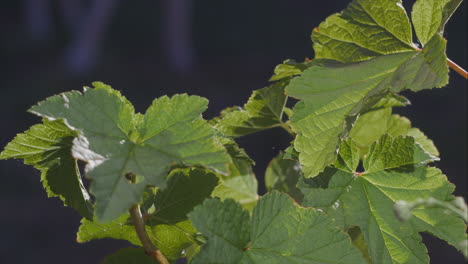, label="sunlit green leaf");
[29,82,228,221]
[299,135,466,263]
[0,119,92,219]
